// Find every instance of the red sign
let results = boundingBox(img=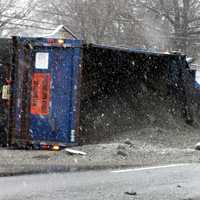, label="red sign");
[31,73,51,115]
